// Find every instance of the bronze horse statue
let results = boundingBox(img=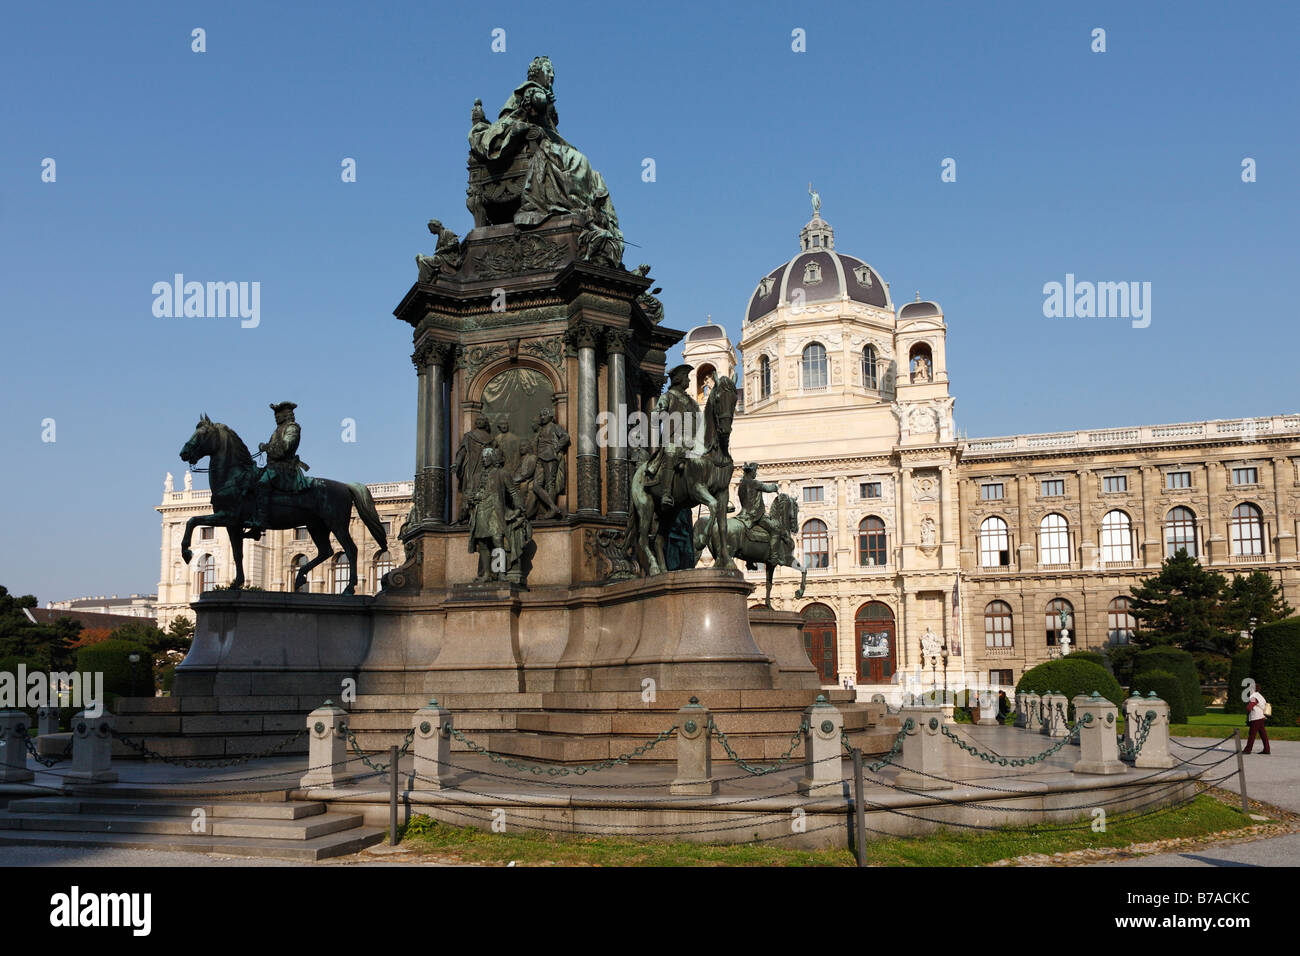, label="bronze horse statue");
[694,492,807,607]
[625,376,736,575]
[178,415,387,594]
